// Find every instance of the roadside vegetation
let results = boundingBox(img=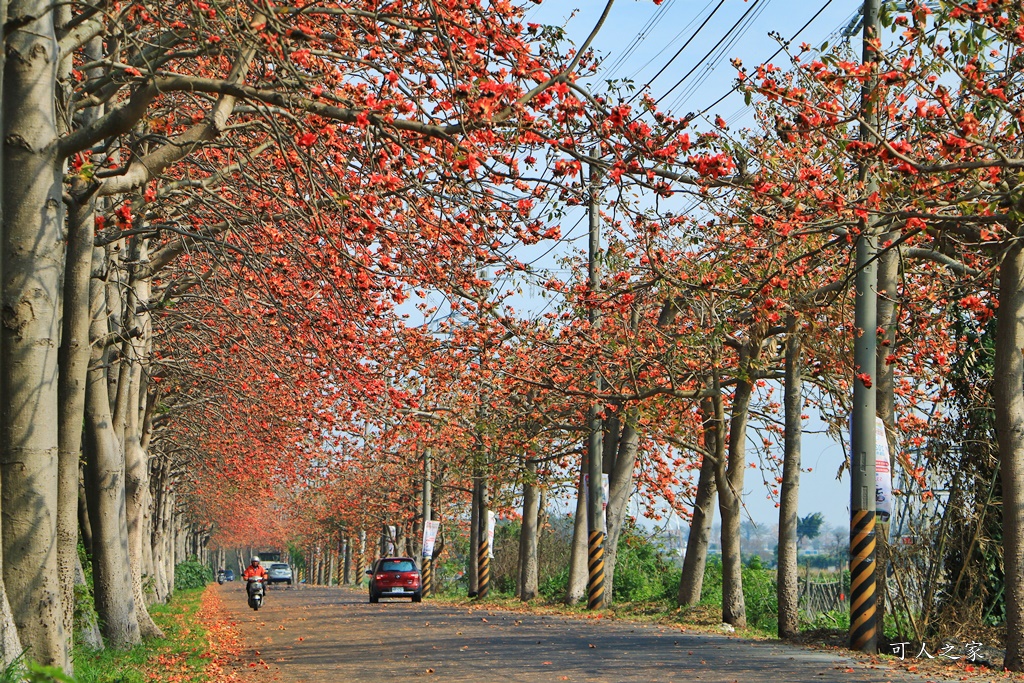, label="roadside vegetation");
[5,558,219,683]
[429,519,795,638]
